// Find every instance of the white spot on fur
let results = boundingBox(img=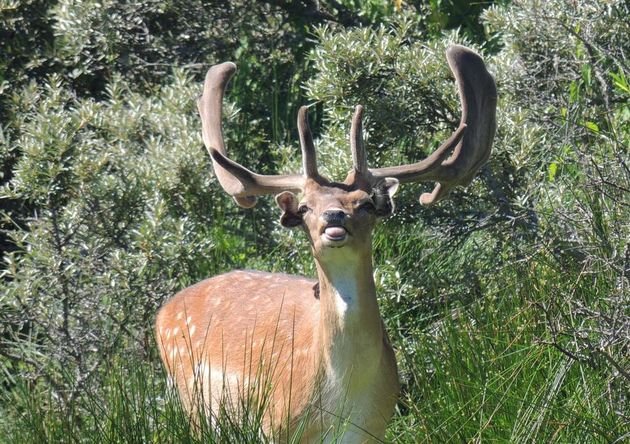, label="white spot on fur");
[189,325,196,337]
